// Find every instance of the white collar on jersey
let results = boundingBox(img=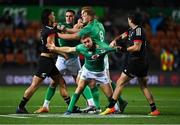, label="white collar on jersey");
[45,26,53,29]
